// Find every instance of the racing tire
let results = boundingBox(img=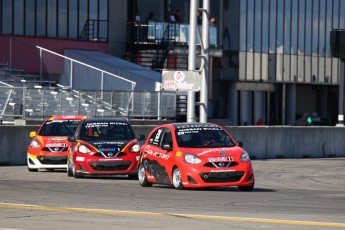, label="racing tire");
[238,180,255,192]
[67,159,73,177]
[72,163,83,179]
[28,168,38,172]
[138,164,152,187]
[172,167,184,190]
